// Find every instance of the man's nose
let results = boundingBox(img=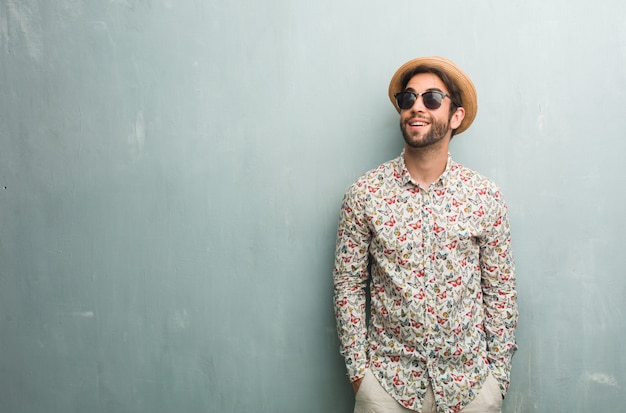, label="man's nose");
[409,95,427,112]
